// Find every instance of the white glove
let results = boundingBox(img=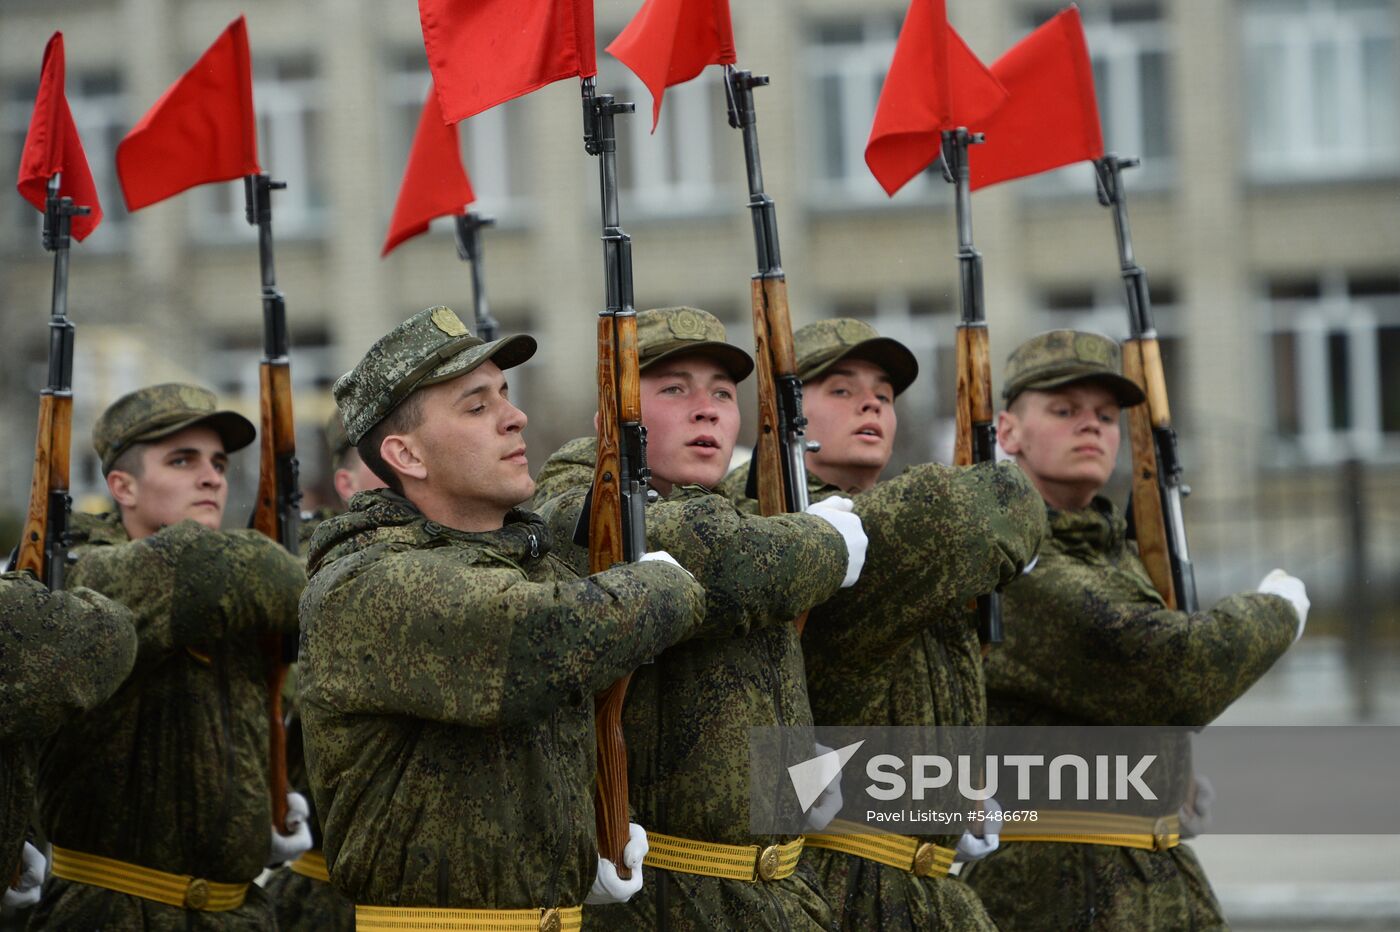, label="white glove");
[802,743,844,833]
[267,792,313,866]
[2,842,46,911]
[586,823,647,905]
[639,550,693,580]
[1179,773,1215,839]
[1256,569,1309,641]
[805,497,867,588]
[954,799,1001,863]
